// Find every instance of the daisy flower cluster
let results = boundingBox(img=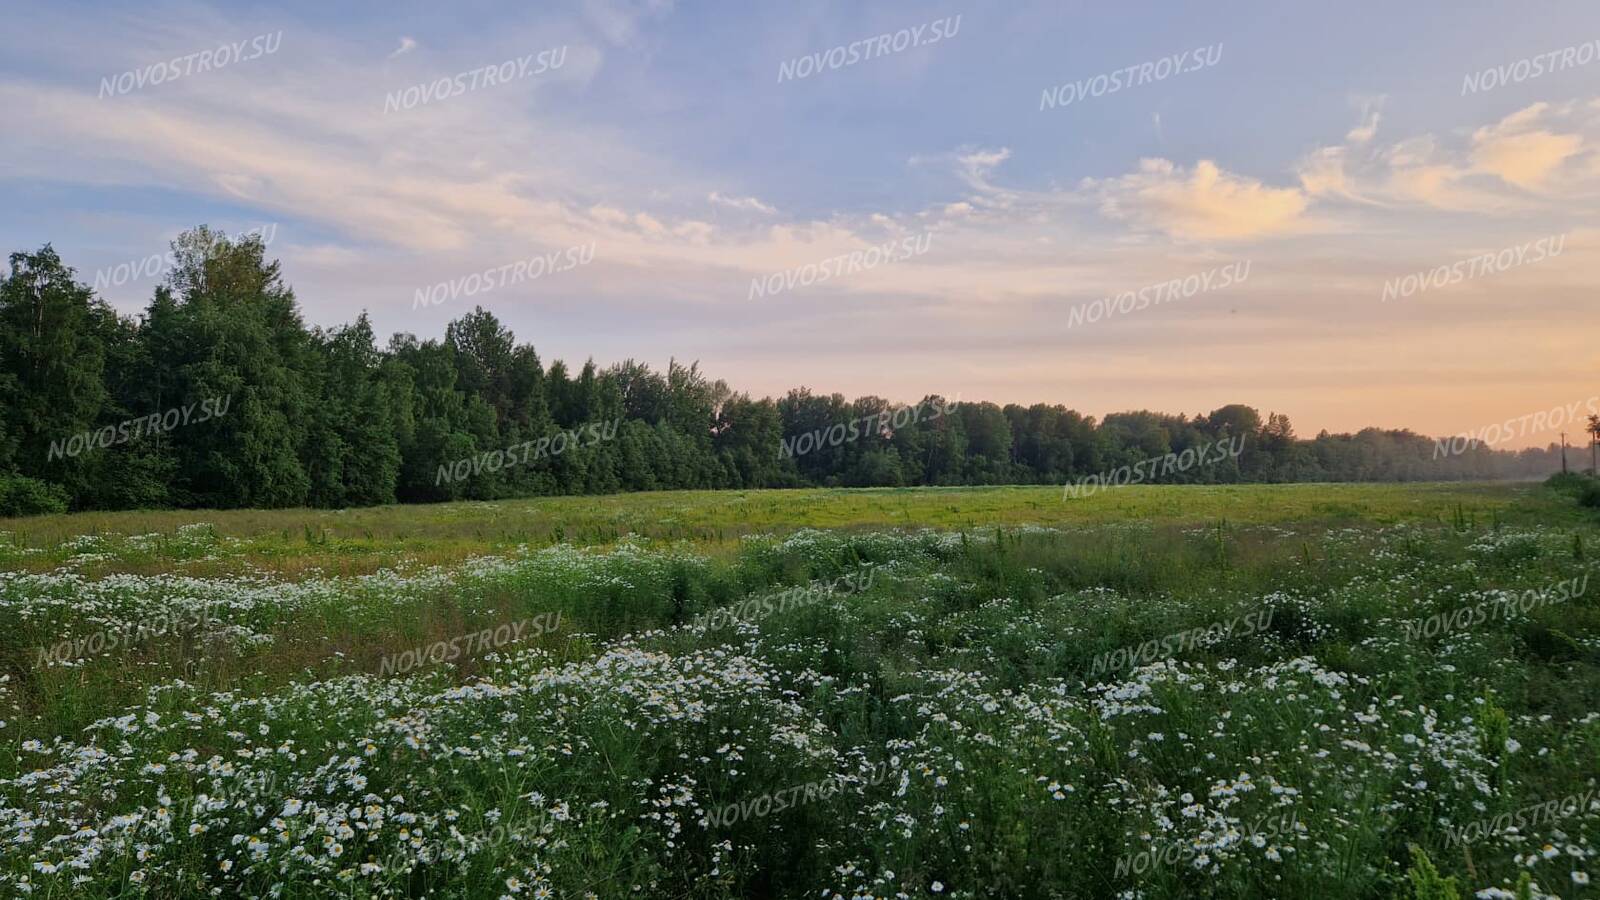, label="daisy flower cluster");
[0,520,1596,897]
